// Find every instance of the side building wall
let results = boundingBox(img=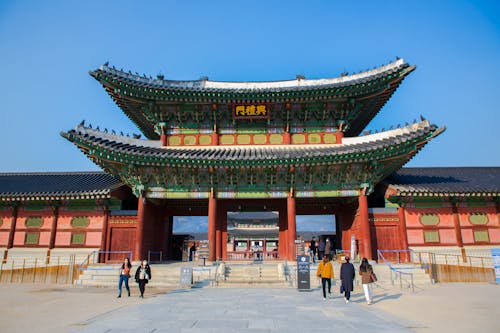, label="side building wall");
[0,203,110,264]
[402,200,500,260]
